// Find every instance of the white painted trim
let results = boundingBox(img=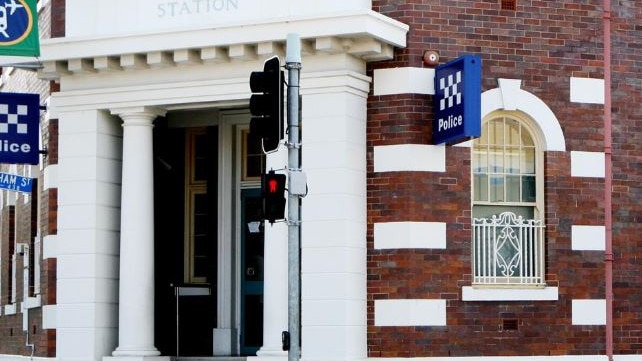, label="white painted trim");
[43,164,58,190]
[374,222,446,249]
[462,286,558,301]
[572,299,606,325]
[615,356,642,361]
[571,225,605,251]
[570,151,605,178]
[373,67,435,95]
[42,234,57,259]
[3,304,16,315]
[374,299,446,326]
[570,77,605,104]
[23,295,41,309]
[368,356,609,361]
[0,356,55,361]
[39,10,408,62]
[476,78,566,151]
[374,144,446,173]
